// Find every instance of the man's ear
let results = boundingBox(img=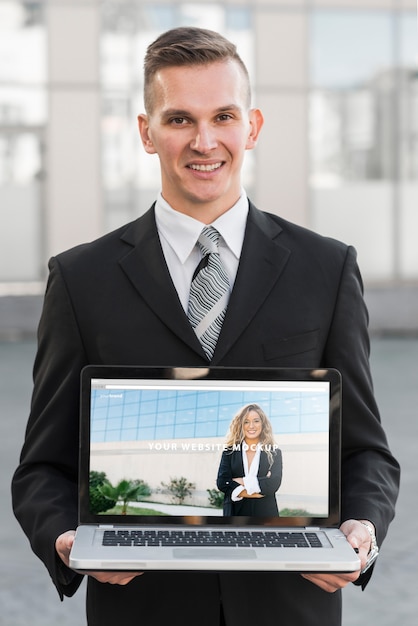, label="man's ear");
[137,114,157,154]
[245,108,264,150]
